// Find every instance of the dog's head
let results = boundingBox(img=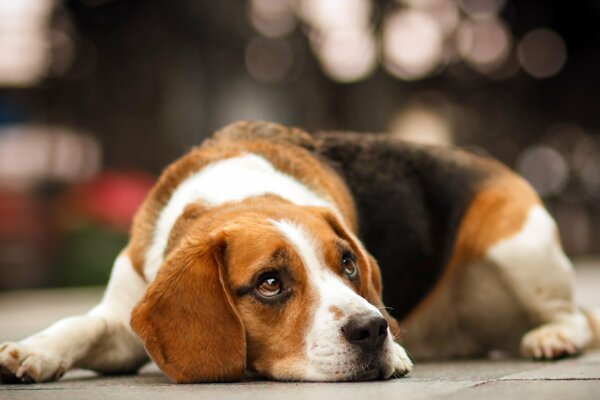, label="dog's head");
[131,198,407,383]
